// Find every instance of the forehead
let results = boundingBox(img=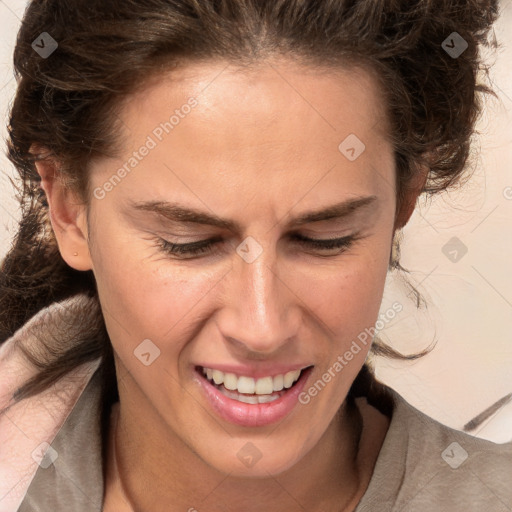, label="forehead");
[124,57,391,143]
[95,58,395,216]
